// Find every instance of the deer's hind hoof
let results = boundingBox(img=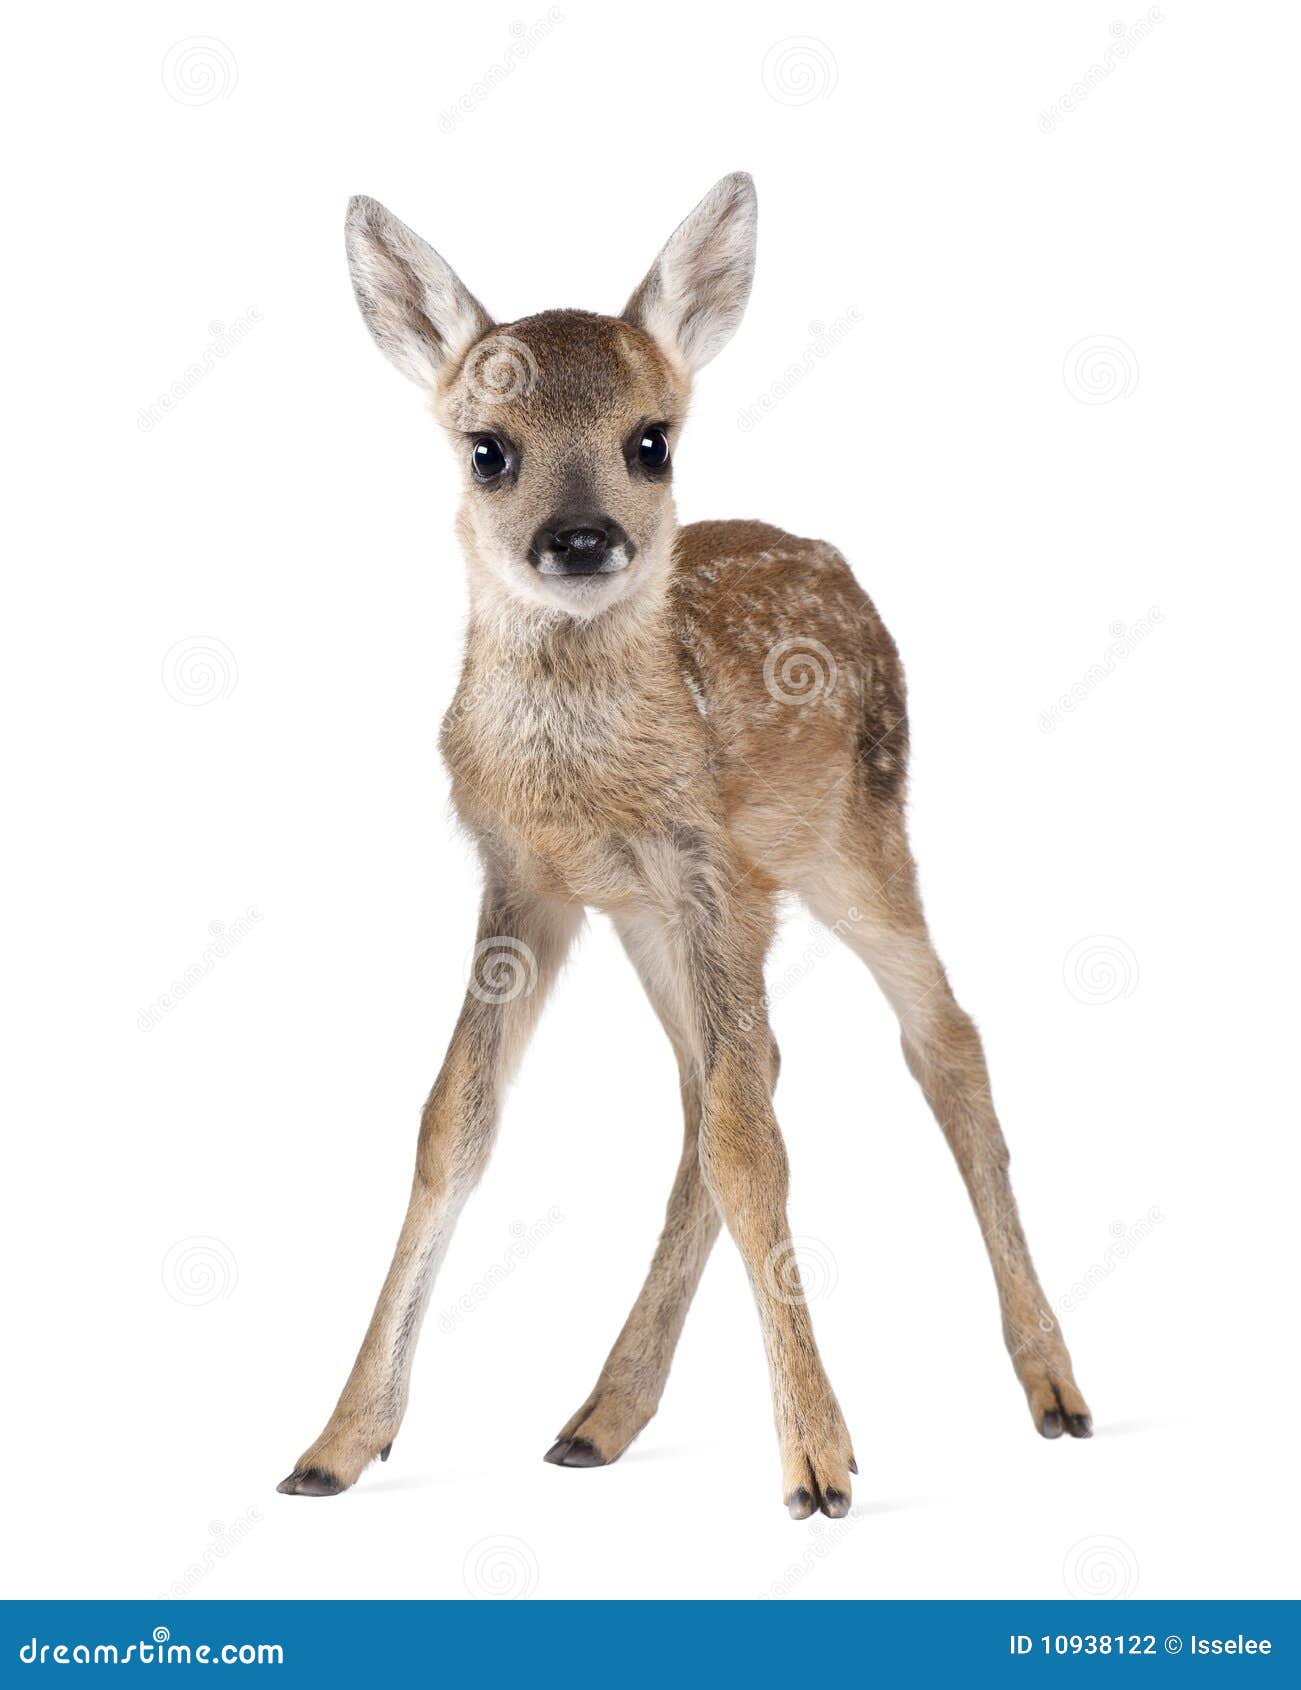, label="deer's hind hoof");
[543,1436,608,1468]
[786,1482,851,1521]
[276,1466,346,1497]
[1044,1410,1092,1439]
[1023,1362,1093,1441]
[787,1486,818,1520]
